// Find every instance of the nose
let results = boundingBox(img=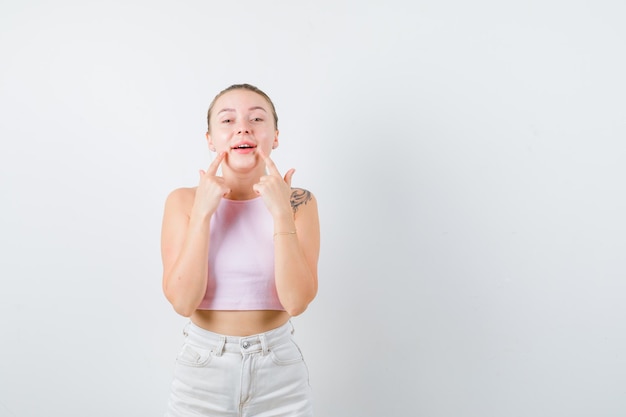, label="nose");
[236,119,251,135]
